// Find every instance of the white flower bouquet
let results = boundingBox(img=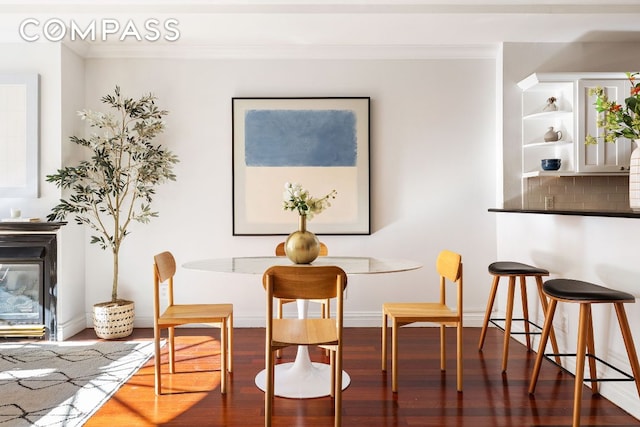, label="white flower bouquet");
[282,182,337,220]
